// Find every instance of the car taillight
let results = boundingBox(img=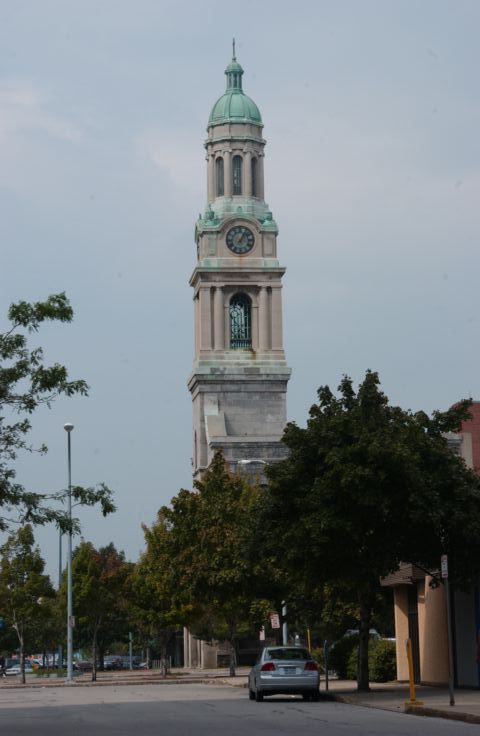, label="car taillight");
[304,661,318,671]
[261,662,276,672]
